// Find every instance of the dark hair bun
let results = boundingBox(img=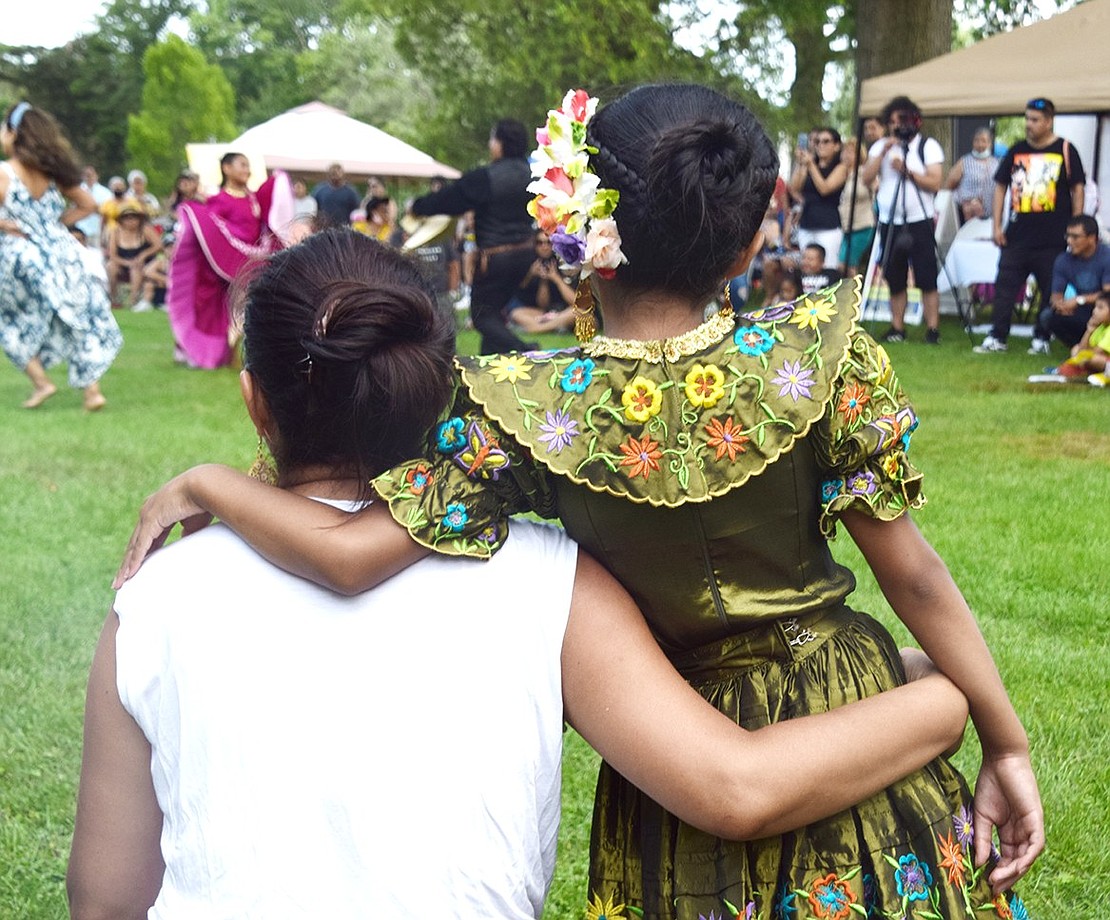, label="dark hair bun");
[647,120,754,214]
[243,230,456,488]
